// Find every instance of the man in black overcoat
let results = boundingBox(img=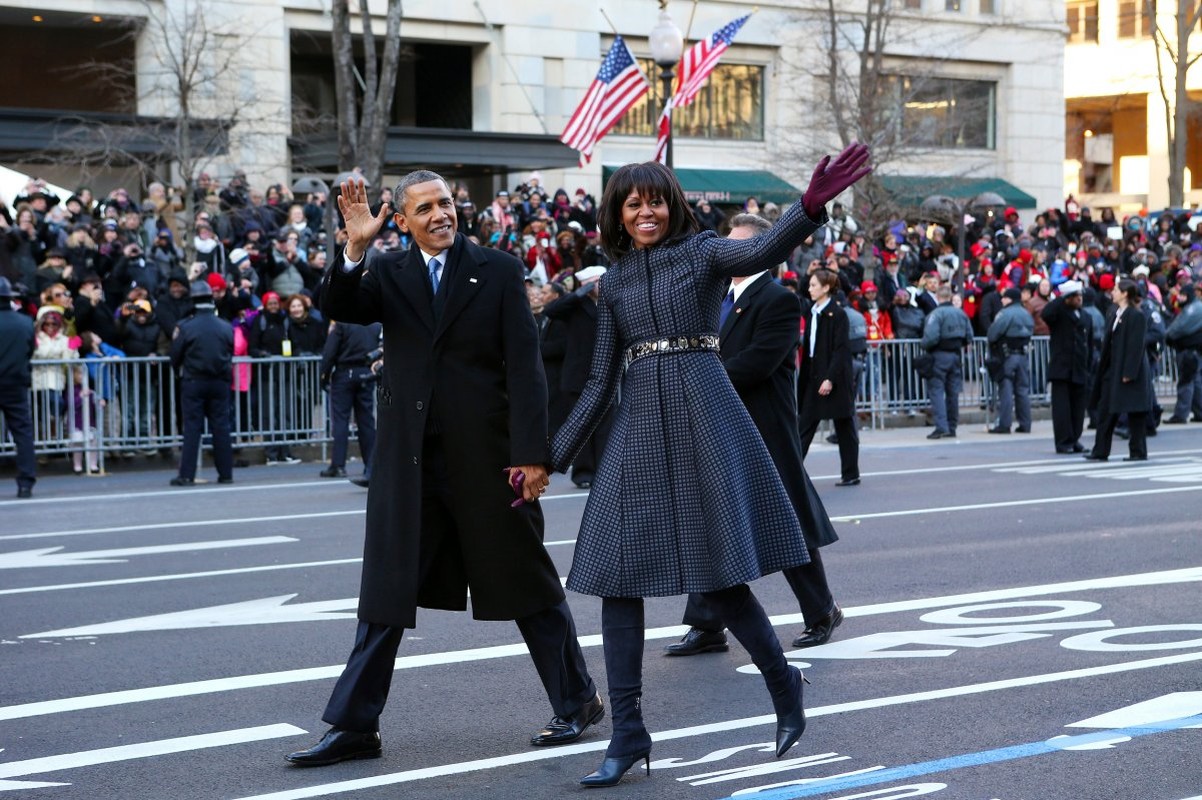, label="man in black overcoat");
[542,265,613,488]
[665,216,843,658]
[1041,280,1094,453]
[287,172,600,767]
